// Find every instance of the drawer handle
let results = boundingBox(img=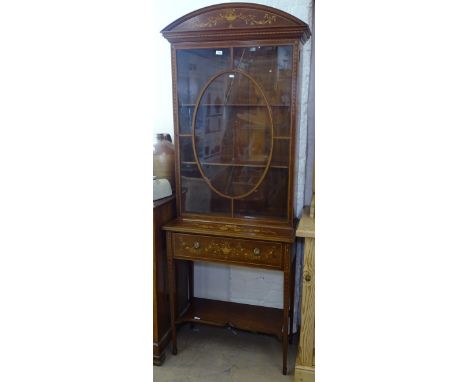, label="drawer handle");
[253,248,261,256]
[193,241,200,249]
[304,274,312,282]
